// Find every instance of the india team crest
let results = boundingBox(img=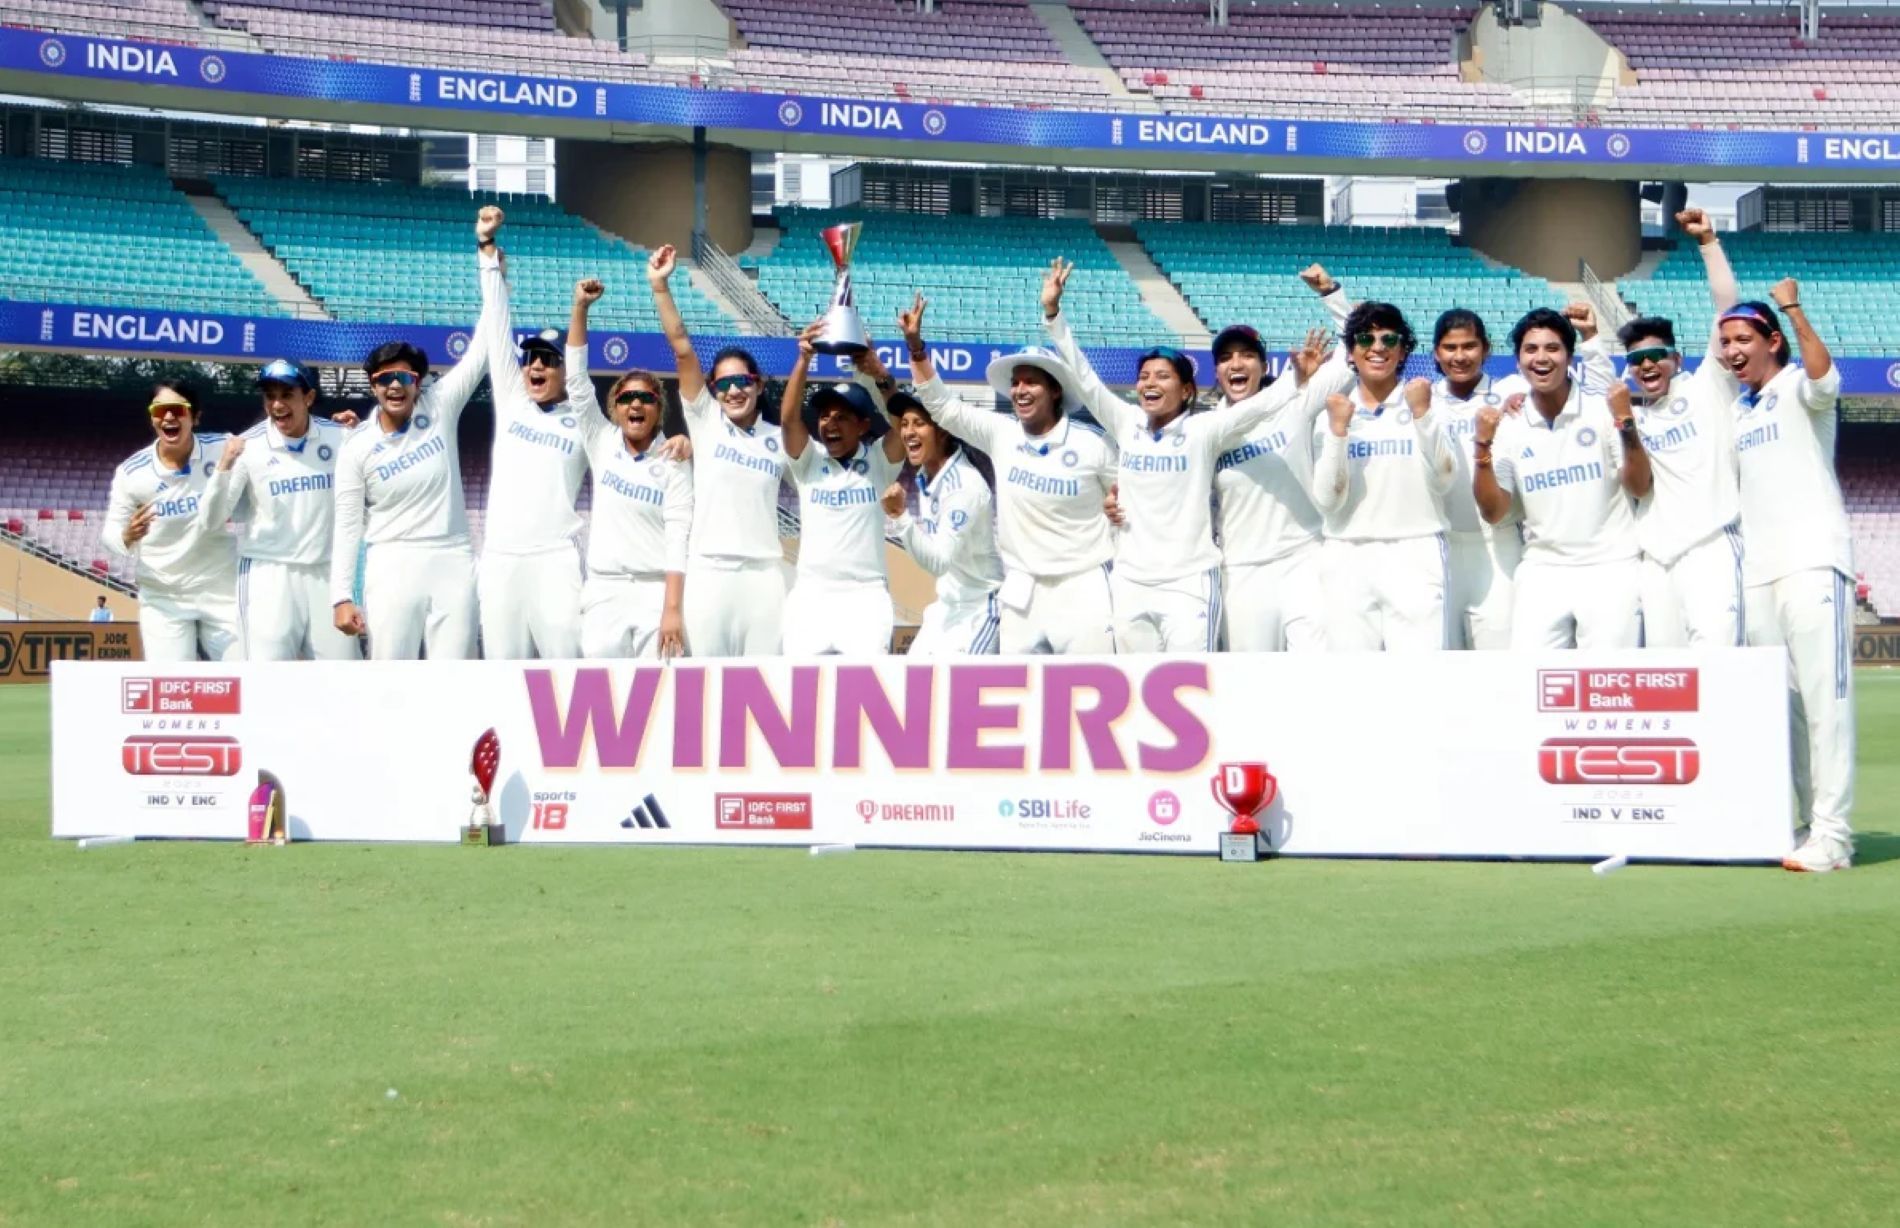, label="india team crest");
[1605,133,1632,158]
[764,437,780,453]
[1462,130,1487,155]
[561,416,577,429]
[603,337,629,366]
[1576,426,1598,447]
[445,331,471,359]
[1762,392,1779,413]
[1060,450,1079,468]
[200,55,227,83]
[1396,408,1414,424]
[777,100,803,127]
[318,445,333,462]
[414,414,432,432]
[38,38,65,67]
